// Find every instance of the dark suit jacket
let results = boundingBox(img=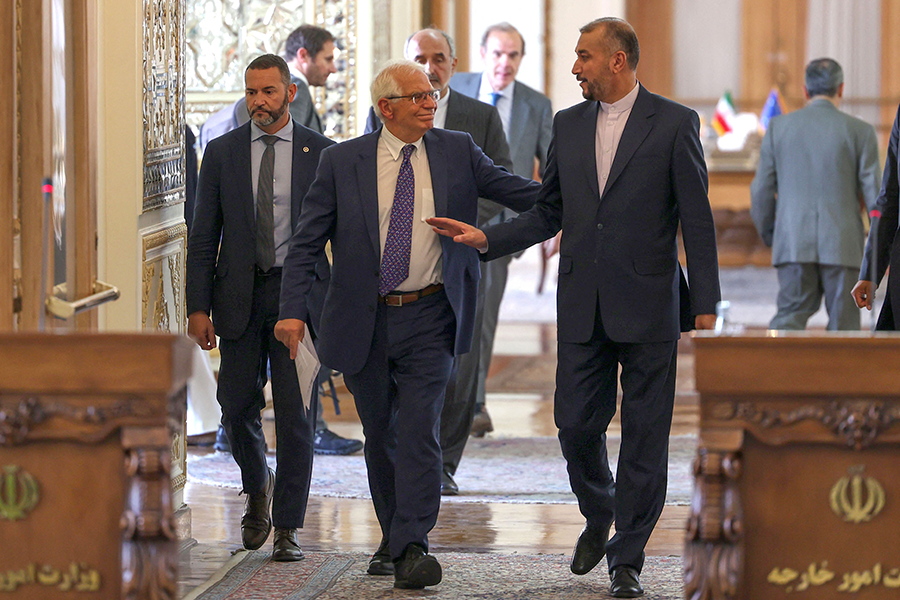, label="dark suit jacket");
[186,121,335,340]
[861,102,900,330]
[450,72,552,178]
[278,128,541,375]
[365,90,514,225]
[483,85,720,344]
[290,76,324,134]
